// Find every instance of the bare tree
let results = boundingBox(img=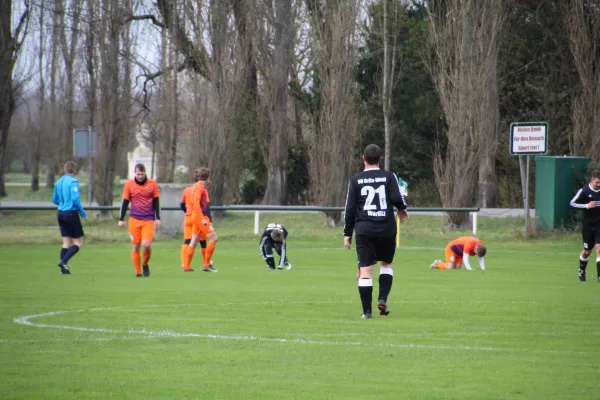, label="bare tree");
[256,0,294,205]
[0,0,30,197]
[31,0,46,191]
[56,0,83,170]
[564,0,600,160]
[379,0,401,171]
[424,0,506,226]
[306,0,362,226]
